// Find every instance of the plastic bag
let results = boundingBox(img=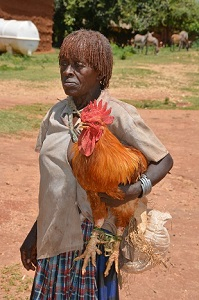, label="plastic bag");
[119,200,172,274]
